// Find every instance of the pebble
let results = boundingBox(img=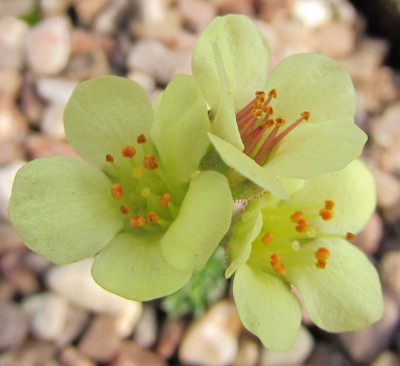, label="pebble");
[112,341,167,366]
[41,0,73,17]
[0,140,25,166]
[0,280,16,302]
[0,220,23,255]
[0,100,28,141]
[65,47,110,79]
[178,0,217,32]
[0,16,28,70]
[339,295,400,364]
[372,167,400,212]
[79,314,122,363]
[40,103,66,138]
[56,305,89,348]
[179,300,242,366]
[59,346,95,366]
[74,0,111,26]
[292,0,332,28]
[26,16,71,75]
[127,70,156,93]
[94,0,130,35]
[0,160,25,218]
[22,292,69,341]
[0,69,23,102]
[0,301,29,349]
[46,259,143,316]
[353,212,383,254]
[371,351,400,366]
[127,39,191,85]
[260,326,314,366]
[231,337,259,366]
[24,134,80,159]
[0,340,56,366]
[156,318,185,359]
[36,77,77,105]
[0,0,36,17]
[133,304,158,348]
[380,251,400,300]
